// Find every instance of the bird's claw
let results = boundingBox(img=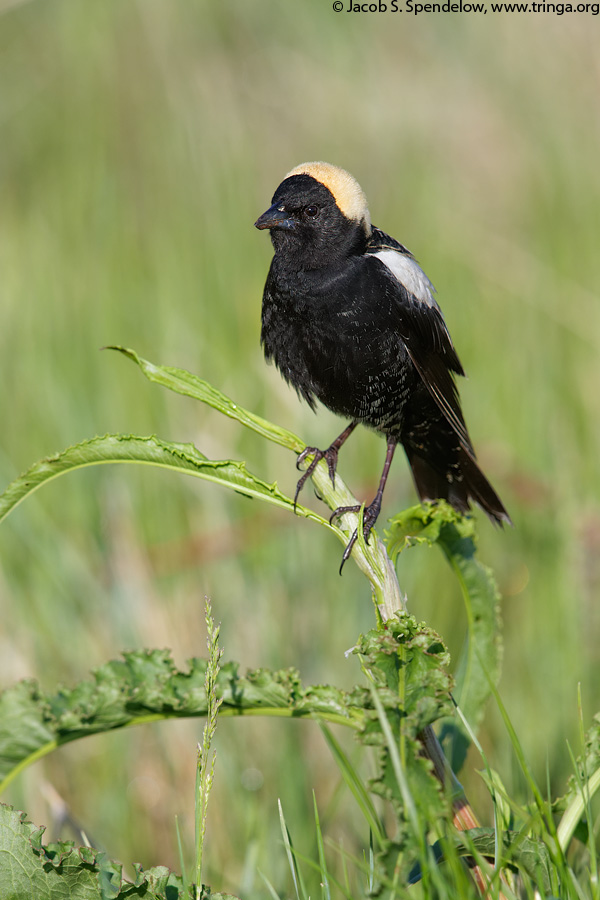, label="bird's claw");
[293,445,339,511]
[330,501,382,574]
[295,446,313,471]
[339,530,359,574]
[329,503,361,526]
